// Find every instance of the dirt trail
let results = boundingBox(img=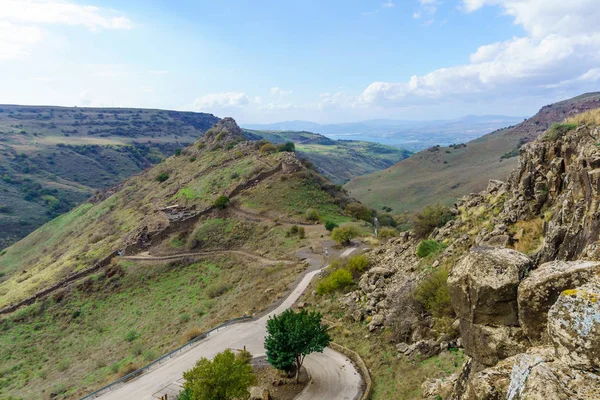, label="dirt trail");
[121,250,294,265]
